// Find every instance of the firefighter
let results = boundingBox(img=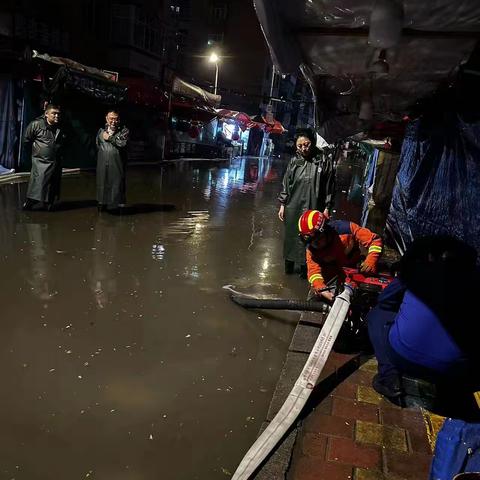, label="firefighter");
[298,209,383,302]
